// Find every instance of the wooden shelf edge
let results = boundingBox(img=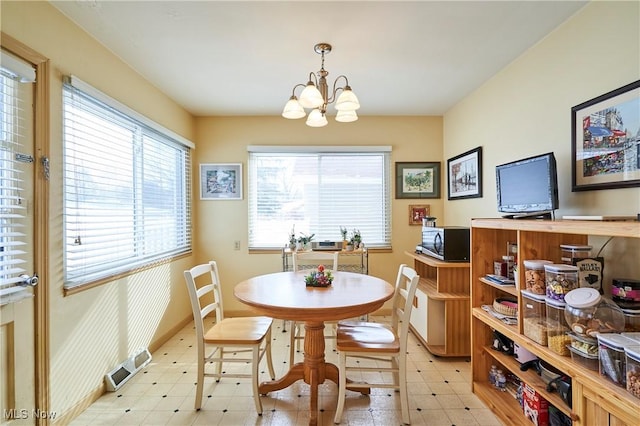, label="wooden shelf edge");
[473,381,529,426]
[419,279,469,300]
[478,277,518,296]
[404,251,470,268]
[470,218,640,238]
